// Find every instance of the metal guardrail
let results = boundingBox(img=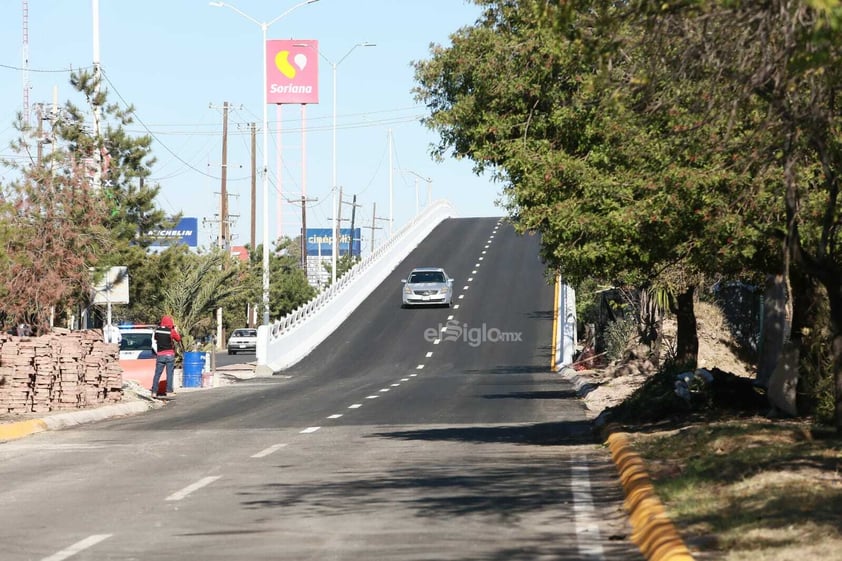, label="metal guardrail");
[256,200,457,372]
